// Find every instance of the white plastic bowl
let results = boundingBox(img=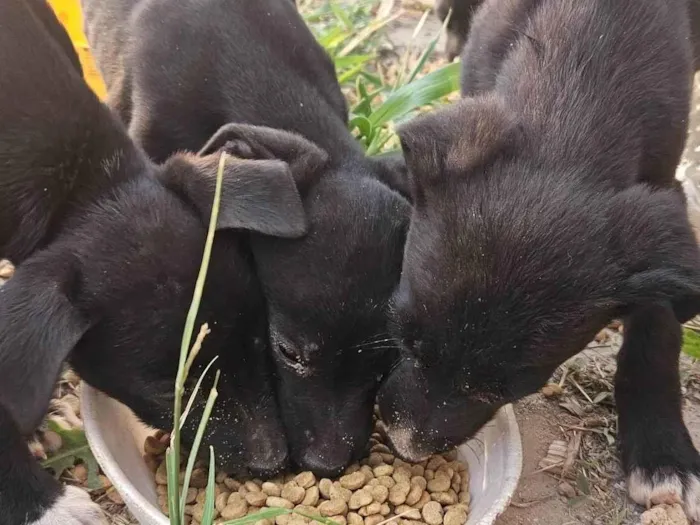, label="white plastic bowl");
[82,384,522,525]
